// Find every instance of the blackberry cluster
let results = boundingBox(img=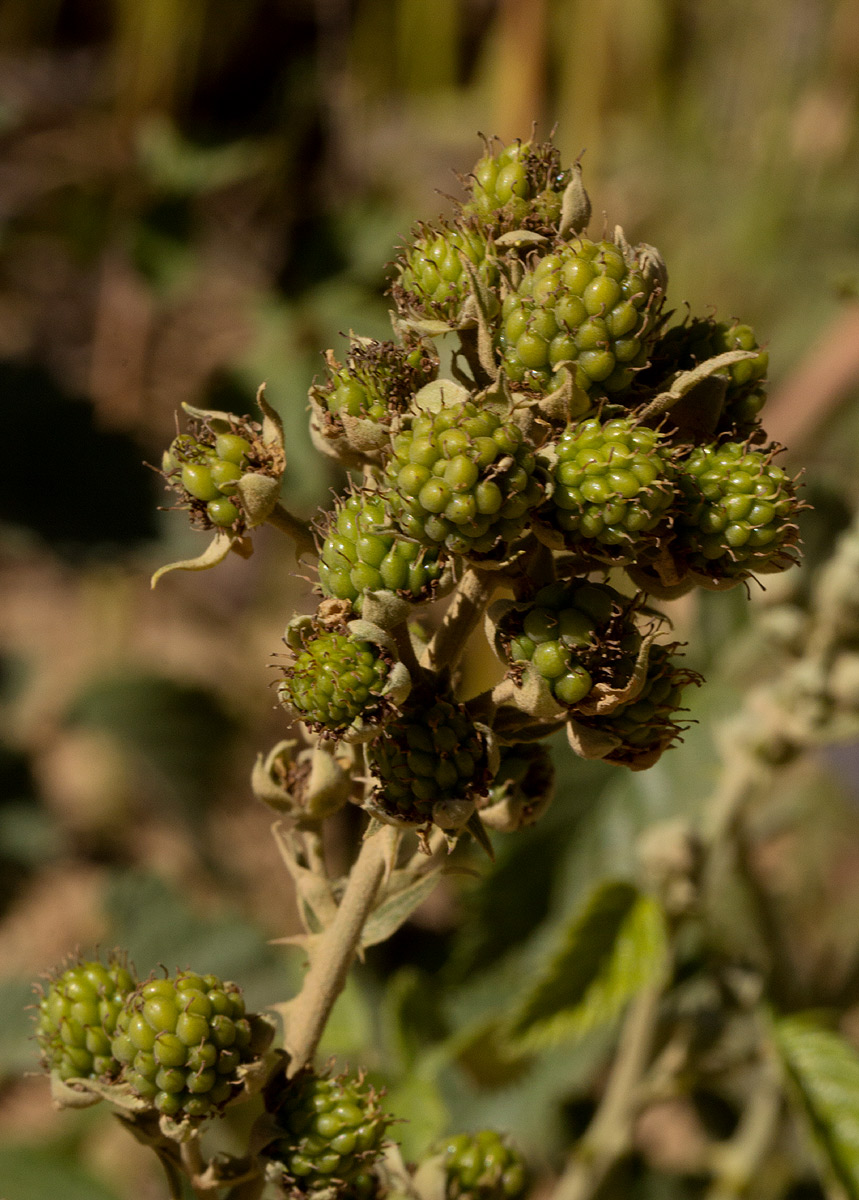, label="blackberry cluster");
[540,417,676,561]
[279,628,390,734]
[461,136,571,232]
[397,222,498,322]
[436,1131,528,1200]
[264,1070,391,1198]
[497,238,662,394]
[154,132,805,836]
[384,400,543,558]
[163,429,253,529]
[366,694,490,830]
[35,956,136,1082]
[674,442,800,578]
[314,339,436,427]
[111,970,256,1119]
[318,491,448,612]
